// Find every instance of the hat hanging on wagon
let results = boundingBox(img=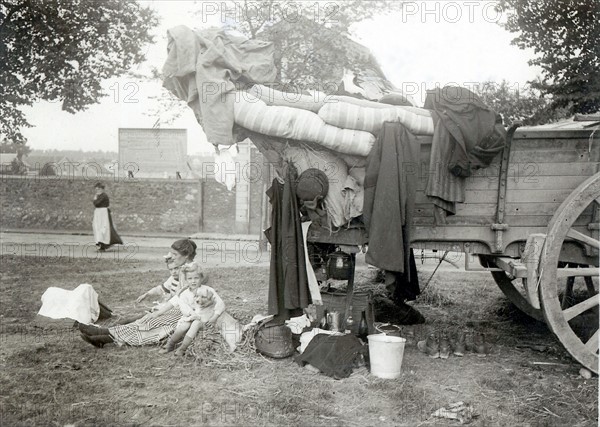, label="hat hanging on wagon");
[295,168,329,201]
